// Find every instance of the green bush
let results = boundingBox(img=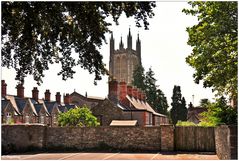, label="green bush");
[58,105,100,127]
[176,121,197,126]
